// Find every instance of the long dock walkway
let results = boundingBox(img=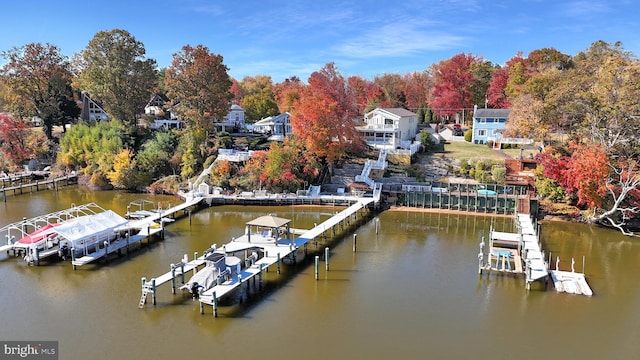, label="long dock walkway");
[140,184,381,313]
[199,198,375,307]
